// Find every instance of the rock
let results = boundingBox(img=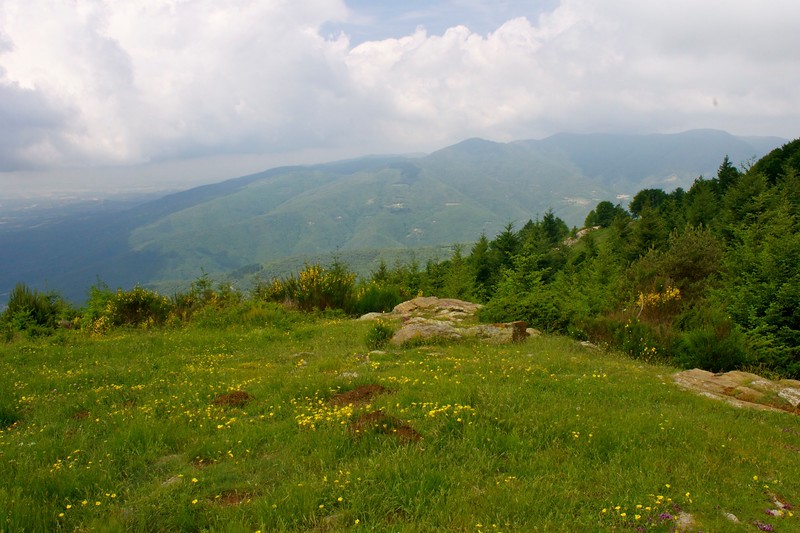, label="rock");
[674,512,696,531]
[358,312,386,321]
[466,321,529,343]
[722,511,739,523]
[390,318,463,345]
[392,296,481,316]
[674,369,800,414]
[384,296,529,346]
[563,226,600,246]
[778,388,800,407]
[392,318,529,346]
